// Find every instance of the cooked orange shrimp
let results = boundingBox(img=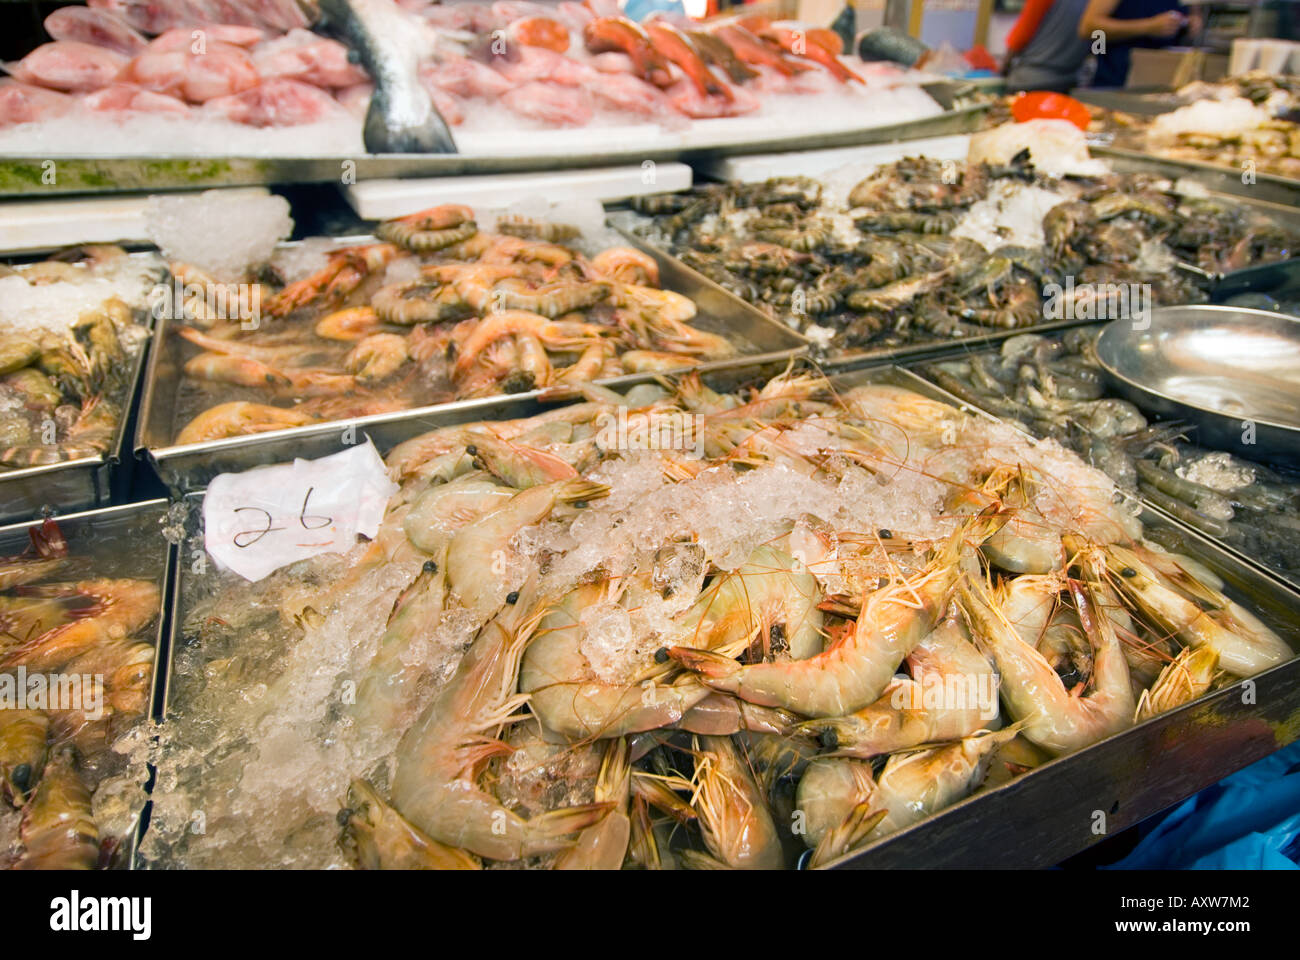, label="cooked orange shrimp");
[268,243,404,316]
[389,587,611,860]
[610,283,696,323]
[488,277,612,318]
[556,341,614,385]
[451,311,609,380]
[590,247,659,286]
[376,204,477,252]
[184,351,294,389]
[315,306,402,341]
[174,401,317,445]
[619,349,692,373]
[344,333,409,384]
[372,278,473,325]
[671,532,963,718]
[0,578,159,672]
